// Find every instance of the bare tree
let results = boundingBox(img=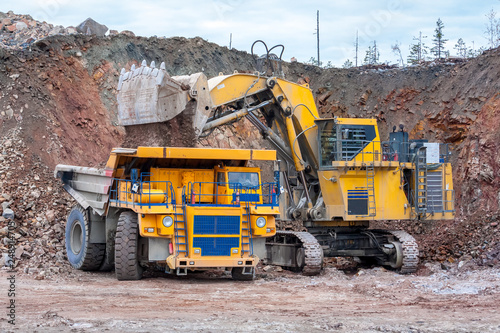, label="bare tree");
[485,9,500,49]
[391,41,405,67]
